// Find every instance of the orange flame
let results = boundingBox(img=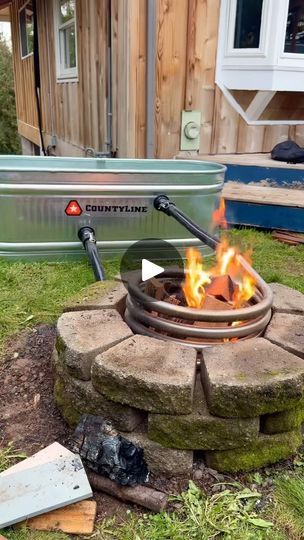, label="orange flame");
[183,243,256,309]
[183,203,256,309]
[183,248,211,308]
[212,198,227,229]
